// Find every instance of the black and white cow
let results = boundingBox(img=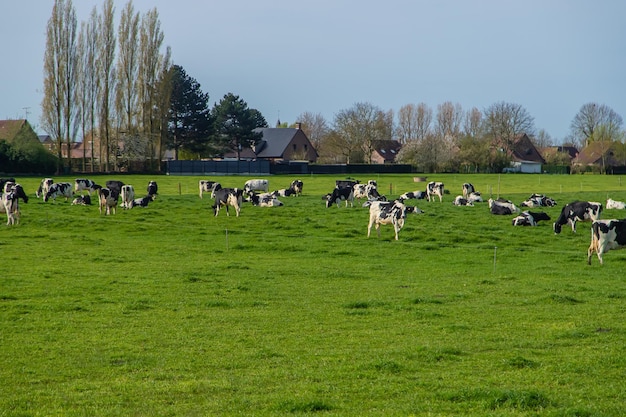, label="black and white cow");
[249,192,284,207]
[212,187,244,217]
[353,182,383,202]
[398,190,427,201]
[98,187,119,215]
[75,178,100,195]
[120,184,135,209]
[606,198,626,210]
[243,179,269,195]
[199,180,217,199]
[453,195,473,206]
[36,178,54,198]
[467,191,483,203]
[587,219,626,265]
[462,183,475,199]
[426,181,444,202]
[511,211,551,226]
[367,200,416,240]
[325,186,354,208]
[130,194,156,208]
[105,180,124,198]
[290,179,304,196]
[1,183,27,225]
[44,182,73,202]
[72,195,92,205]
[488,198,520,215]
[0,178,16,193]
[520,193,557,207]
[272,188,296,198]
[553,201,602,234]
[147,181,158,197]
